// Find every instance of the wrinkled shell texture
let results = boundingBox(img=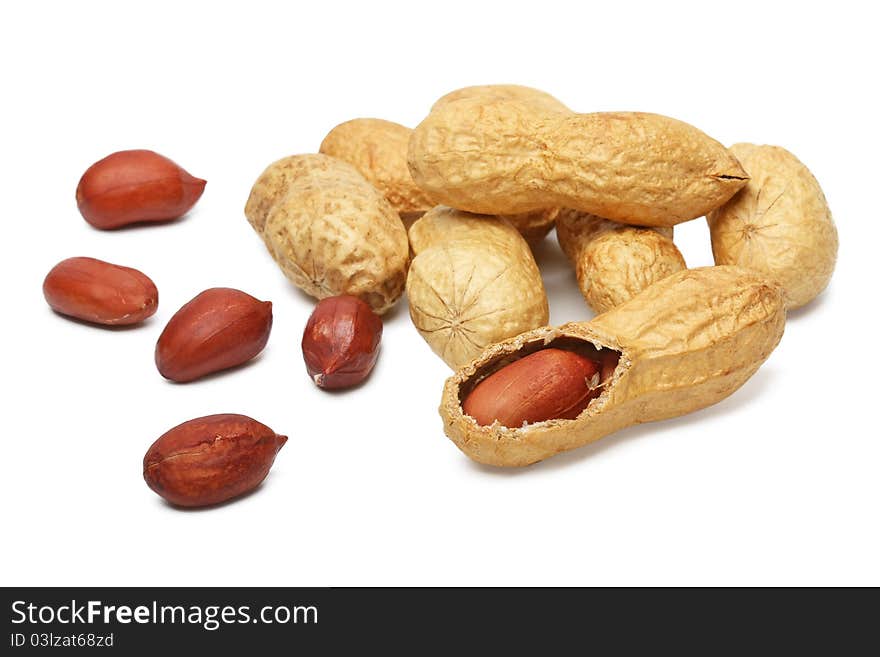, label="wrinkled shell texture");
[431,84,571,115]
[556,211,685,313]
[432,86,569,244]
[319,118,435,216]
[244,153,364,235]
[246,154,409,314]
[440,266,785,466]
[408,205,526,256]
[406,208,548,369]
[409,97,748,227]
[500,208,560,245]
[707,143,838,309]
